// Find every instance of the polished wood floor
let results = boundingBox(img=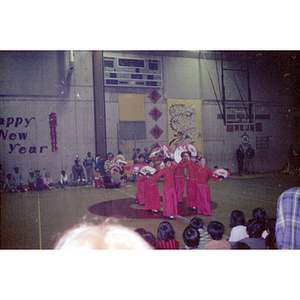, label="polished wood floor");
[1,172,299,249]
